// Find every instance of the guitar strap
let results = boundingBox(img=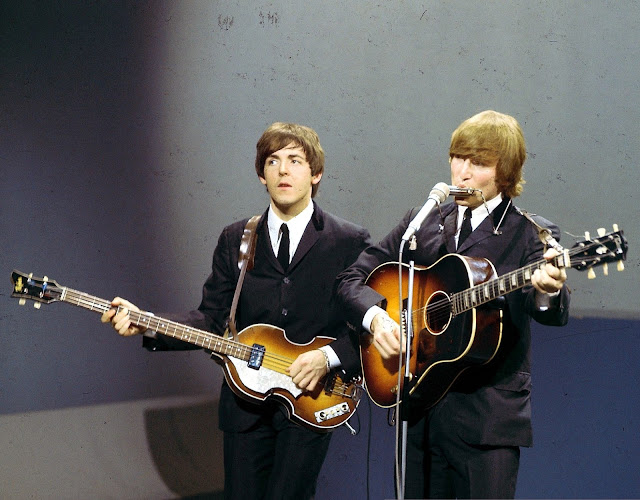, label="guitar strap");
[517,207,564,252]
[225,215,261,341]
